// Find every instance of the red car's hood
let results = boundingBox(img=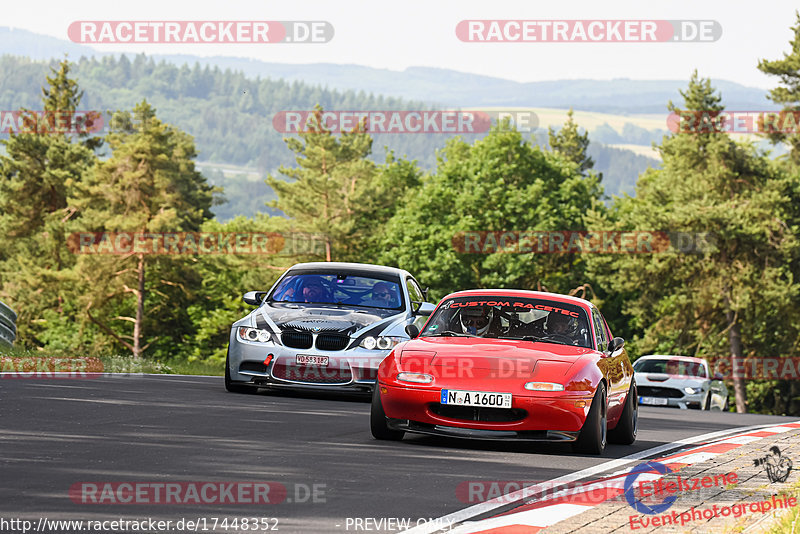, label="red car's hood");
[400,336,593,371]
